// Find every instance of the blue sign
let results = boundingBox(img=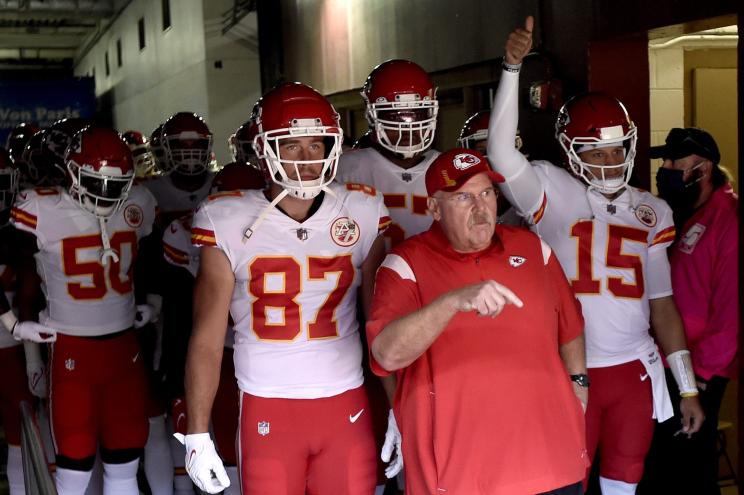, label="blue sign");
[0,78,96,145]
